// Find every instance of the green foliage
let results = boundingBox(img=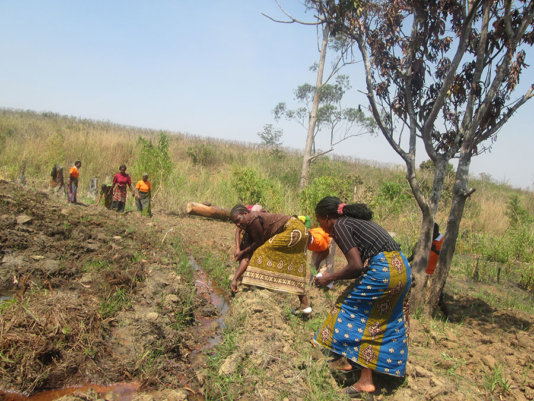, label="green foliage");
[506,194,533,229]
[0,297,17,313]
[99,288,131,319]
[299,175,353,218]
[231,167,274,207]
[186,143,218,166]
[484,363,511,396]
[481,236,510,264]
[519,263,534,292]
[257,124,283,157]
[506,226,534,262]
[133,132,173,186]
[373,180,411,214]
